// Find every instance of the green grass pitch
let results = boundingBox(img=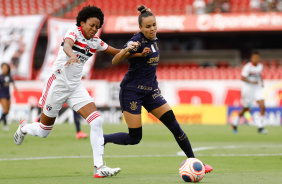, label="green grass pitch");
[0,123,282,184]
